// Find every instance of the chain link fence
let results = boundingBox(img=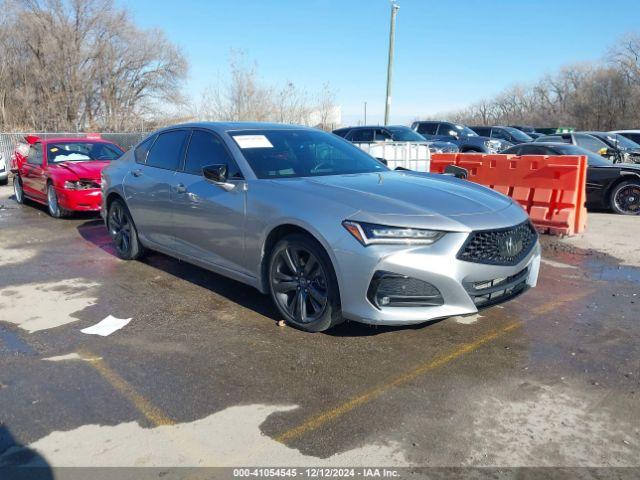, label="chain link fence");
[0,132,149,165]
